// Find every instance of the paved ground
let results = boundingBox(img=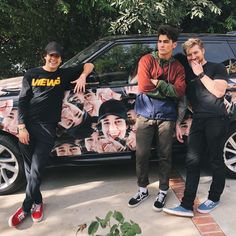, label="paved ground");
[0,159,235,236]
